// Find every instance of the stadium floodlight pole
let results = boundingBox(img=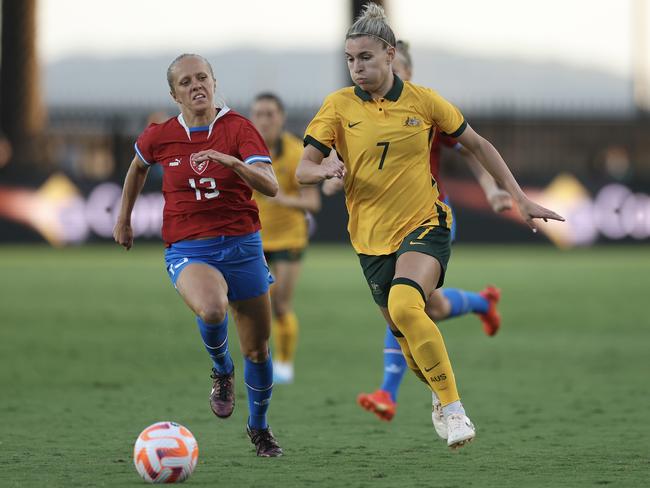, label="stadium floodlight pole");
[632,0,650,114]
[0,0,45,164]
